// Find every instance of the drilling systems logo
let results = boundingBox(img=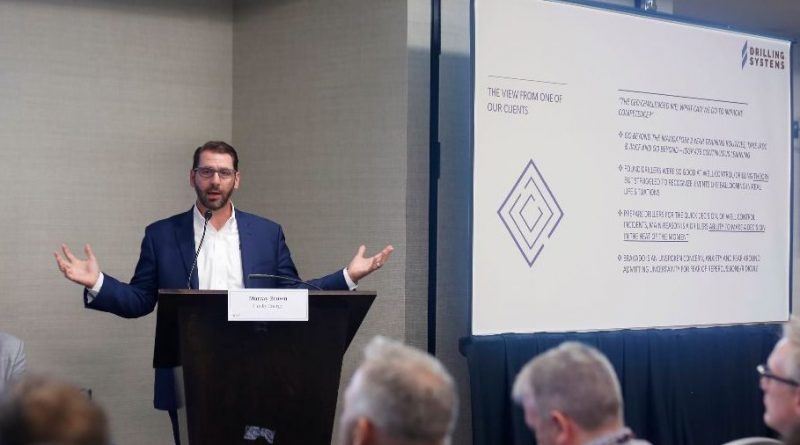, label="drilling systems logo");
[741,40,786,70]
